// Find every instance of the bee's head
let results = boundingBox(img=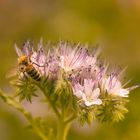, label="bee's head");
[18,55,29,66]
